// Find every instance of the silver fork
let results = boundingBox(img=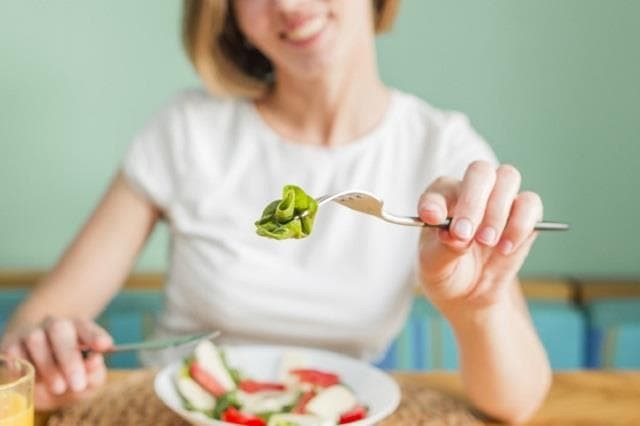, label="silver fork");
[80,331,220,358]
[302,190,569,231]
